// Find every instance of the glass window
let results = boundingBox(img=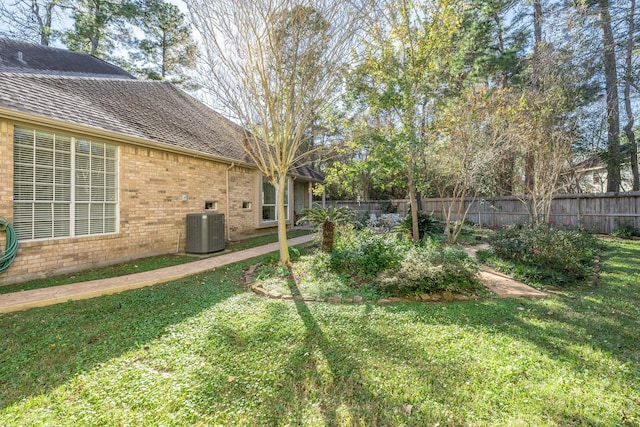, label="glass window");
[13,127,118,241]
[261,176,288,222]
